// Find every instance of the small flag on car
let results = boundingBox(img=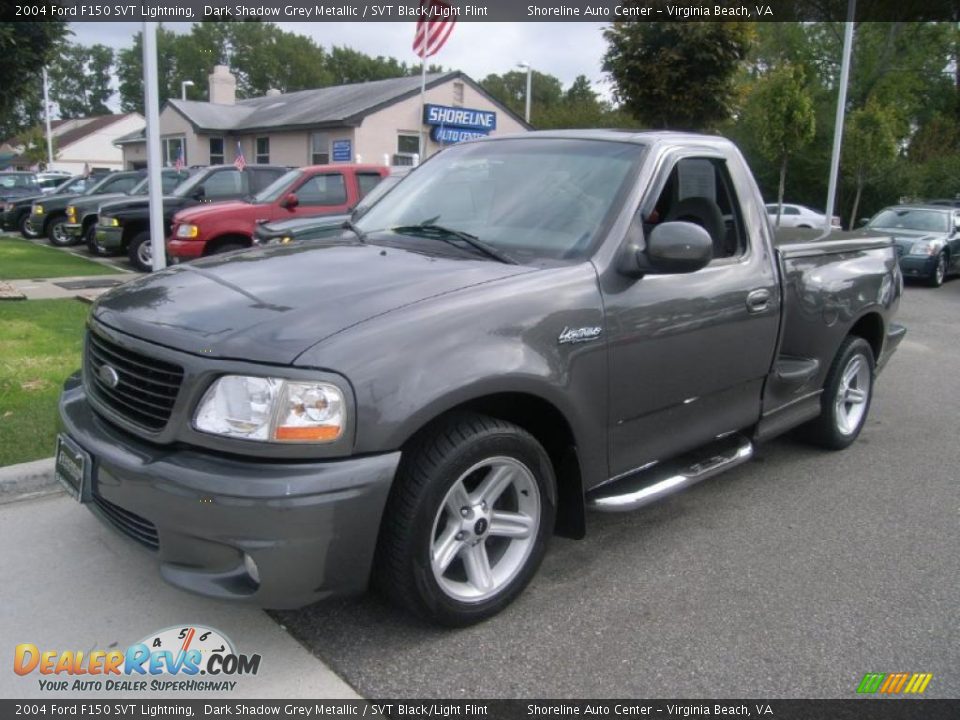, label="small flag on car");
[412,0,456,58]
[234,142,246,170]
